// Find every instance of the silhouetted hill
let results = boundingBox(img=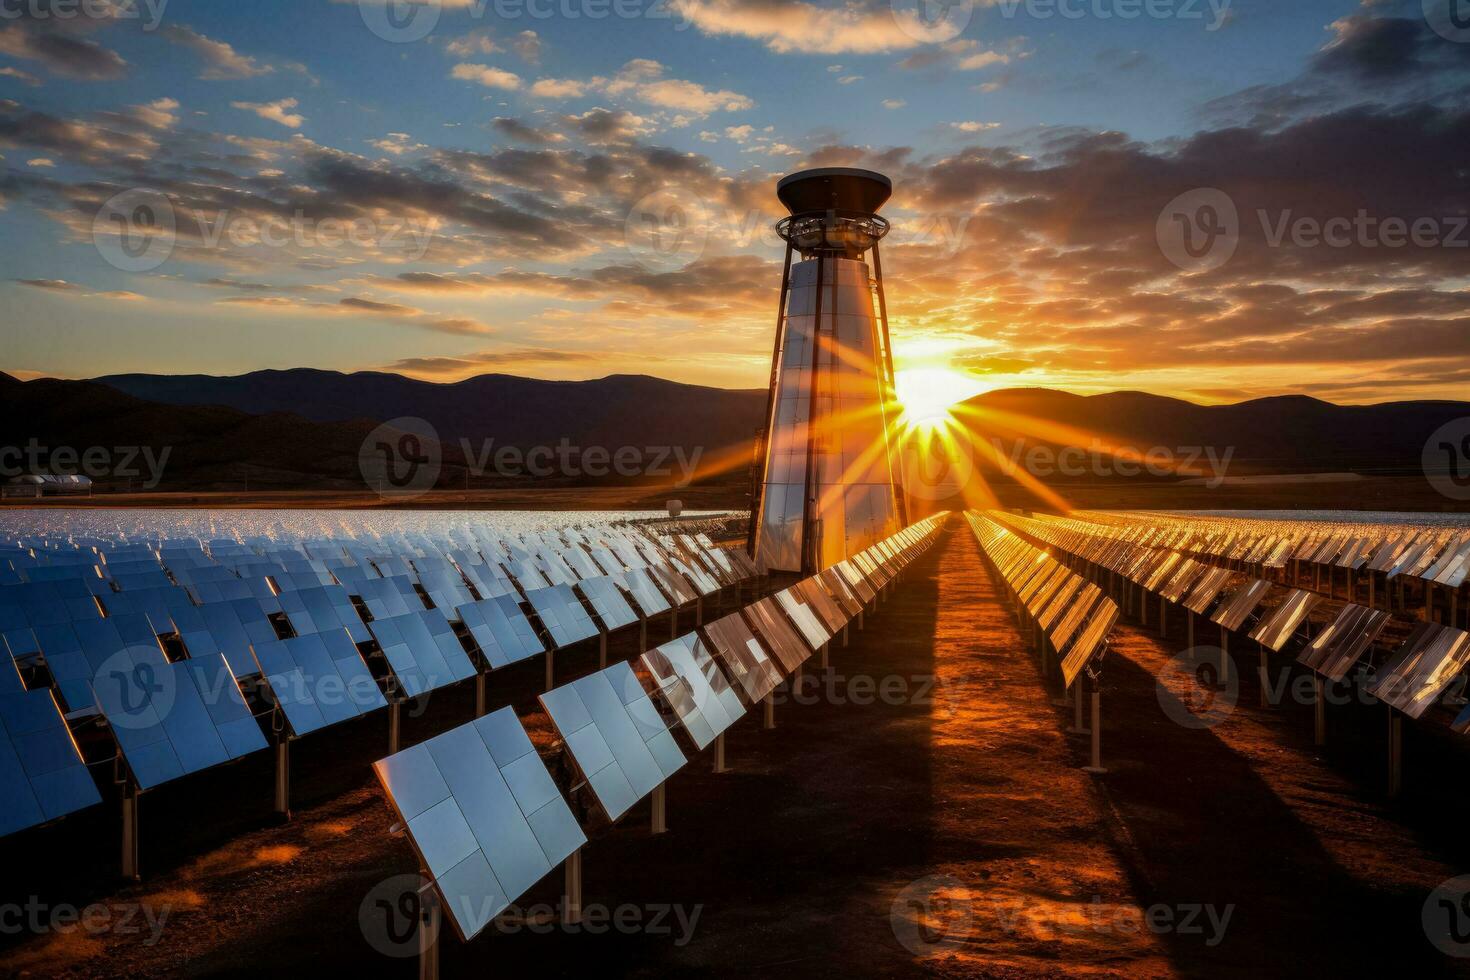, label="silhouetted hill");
[10,370,1467,495]
[94,369,767,454]
[0,377,468,491]
[960,388,1469,476]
